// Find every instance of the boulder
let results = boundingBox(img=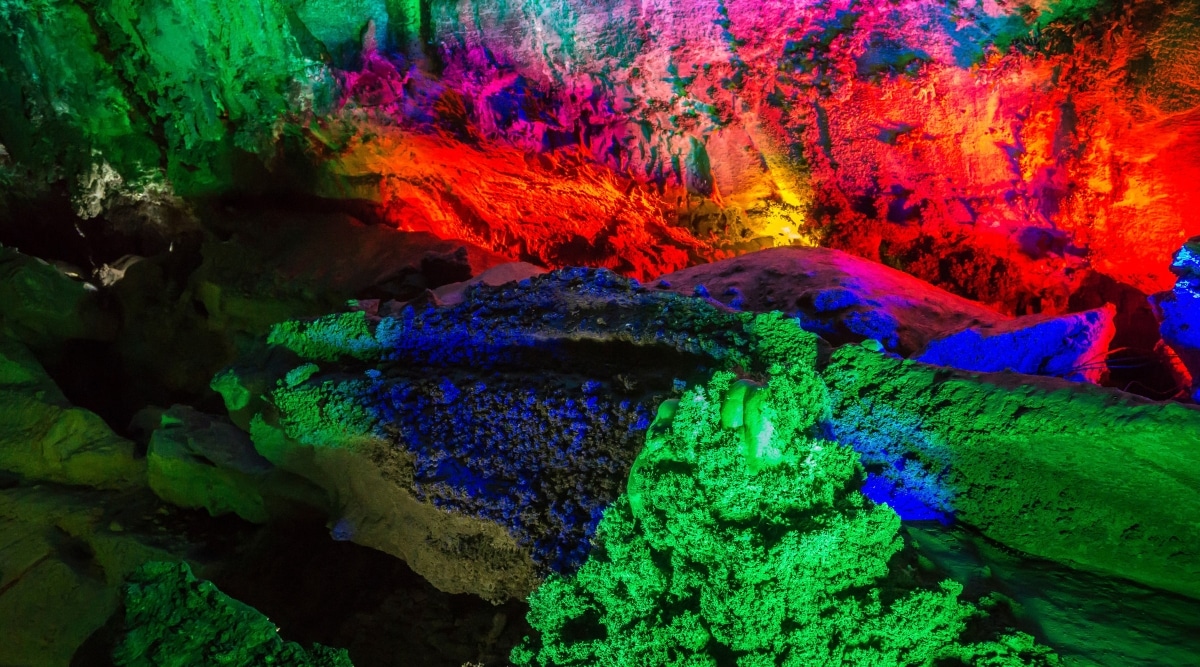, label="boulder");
[1150,236,1200,400]
[0,246,117,349]
[914,304,1116,383]
[658,246,1116,382]
[824,342,1200,600]
[0,338,143,489]
[147,405,323,523]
